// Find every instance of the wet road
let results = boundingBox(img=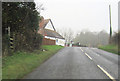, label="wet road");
[24,47,118,80]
